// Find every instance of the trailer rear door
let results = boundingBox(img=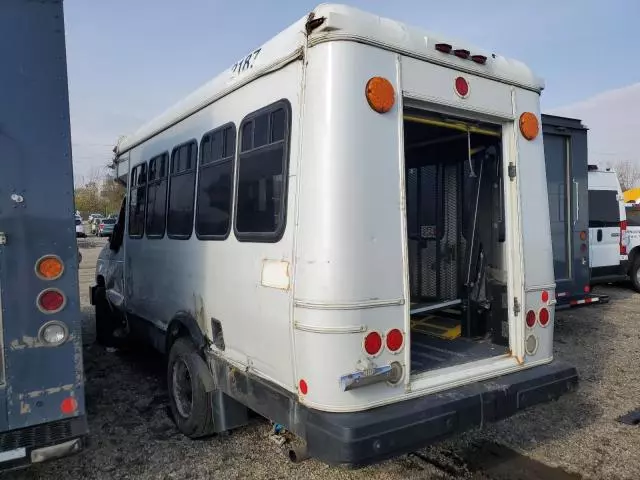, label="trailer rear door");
[541,115,590,299]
